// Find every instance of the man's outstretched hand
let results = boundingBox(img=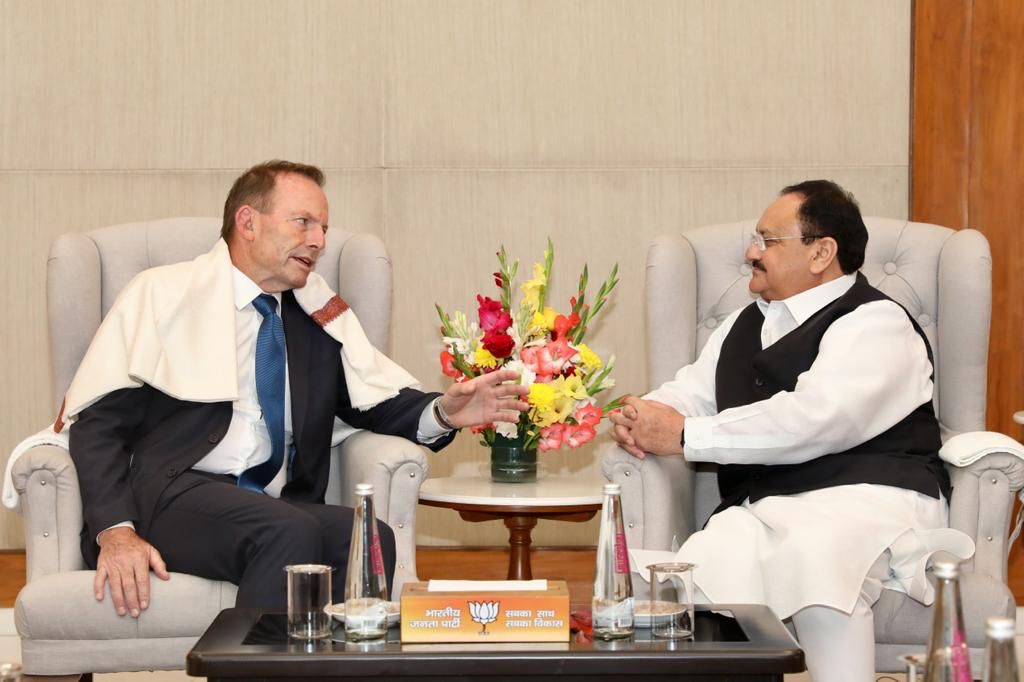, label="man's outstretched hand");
[94,526,170,617]
[438,368,530,429]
